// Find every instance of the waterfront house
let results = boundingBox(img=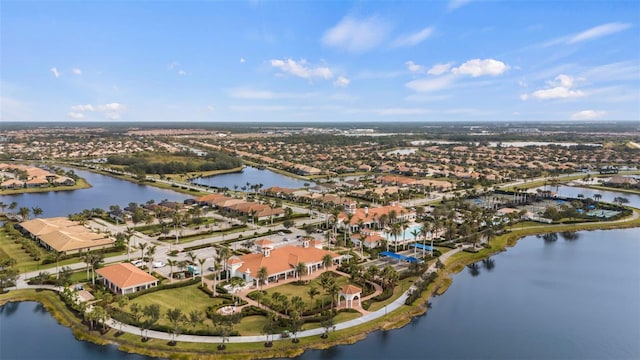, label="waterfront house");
[96,263,158,295]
